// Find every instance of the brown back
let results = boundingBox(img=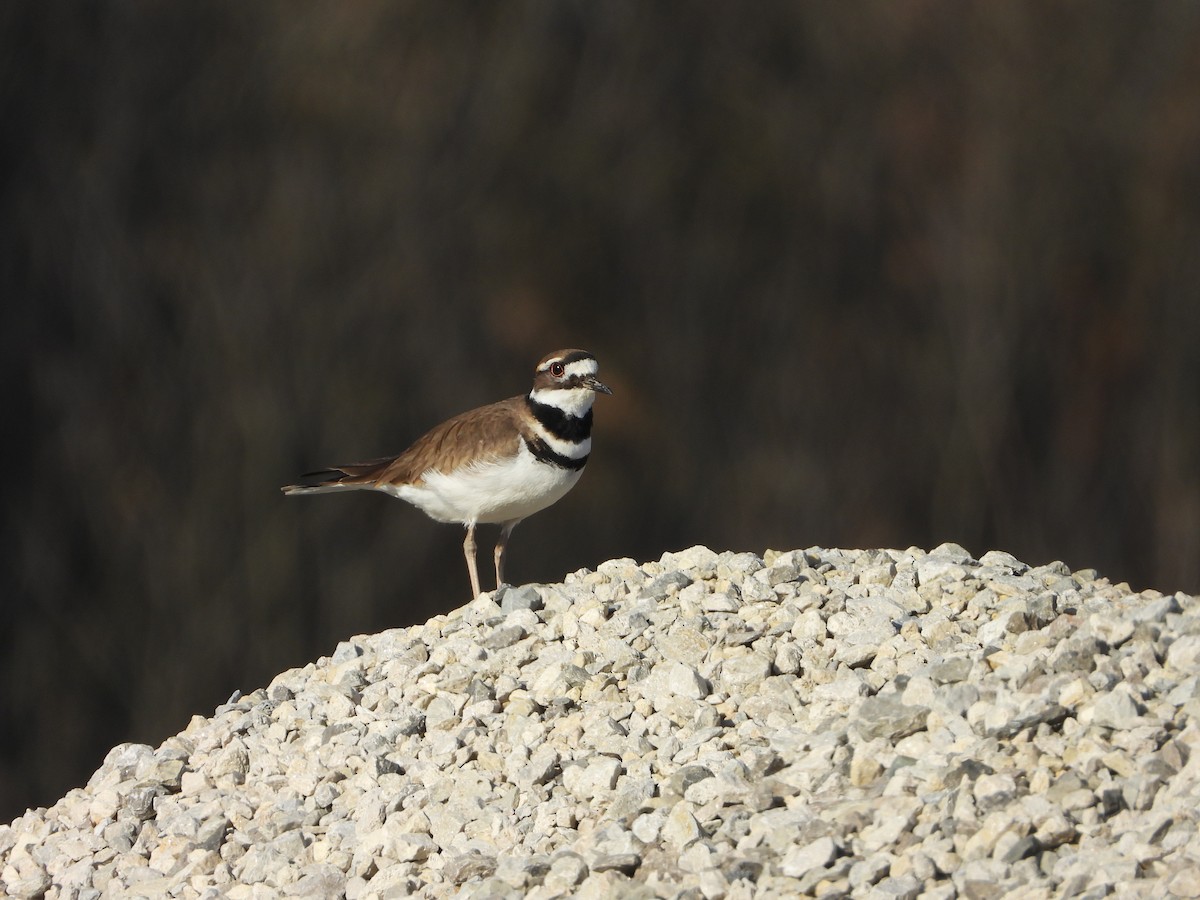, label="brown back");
[327,395,525,488]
